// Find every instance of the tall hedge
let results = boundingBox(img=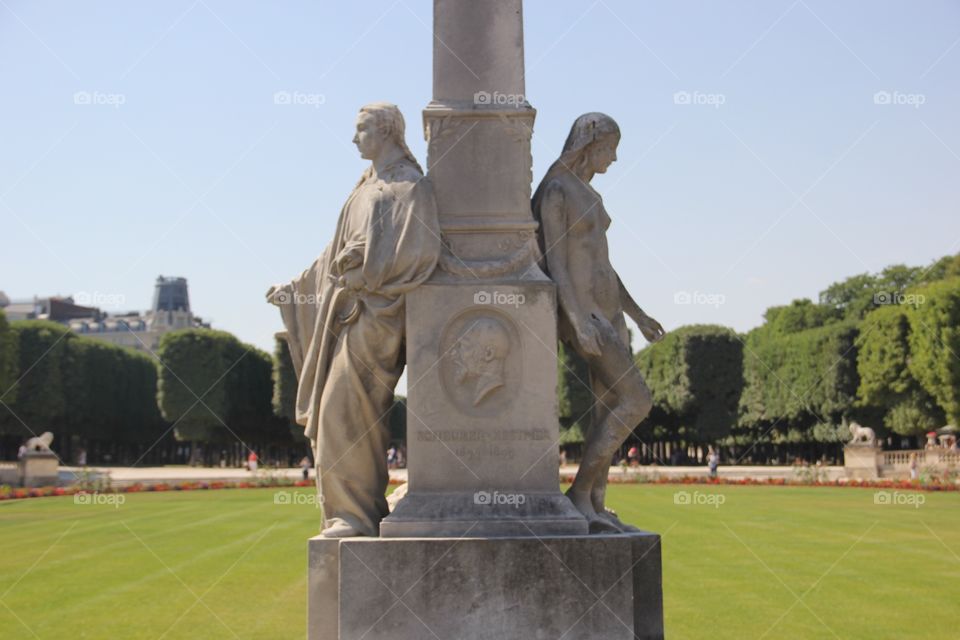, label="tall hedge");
[158,328,282,453]
[907,278,960,425]
[856,304,943,436]
[636,324,743,444]
[0,309,18,406]
[0,320,163,446]
[272,334,297,422]
[557,342,593,435]
[1,321,71,436]
[223,338,277,443]
[157,329,232,447]
[739,321,860,438]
